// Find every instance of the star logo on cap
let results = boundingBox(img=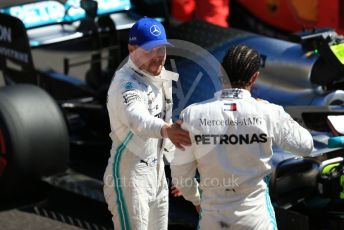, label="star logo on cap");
[150,25,161,36]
